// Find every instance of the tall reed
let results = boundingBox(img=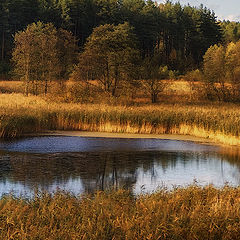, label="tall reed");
[0,186,240,239]
[1,93,240,145]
